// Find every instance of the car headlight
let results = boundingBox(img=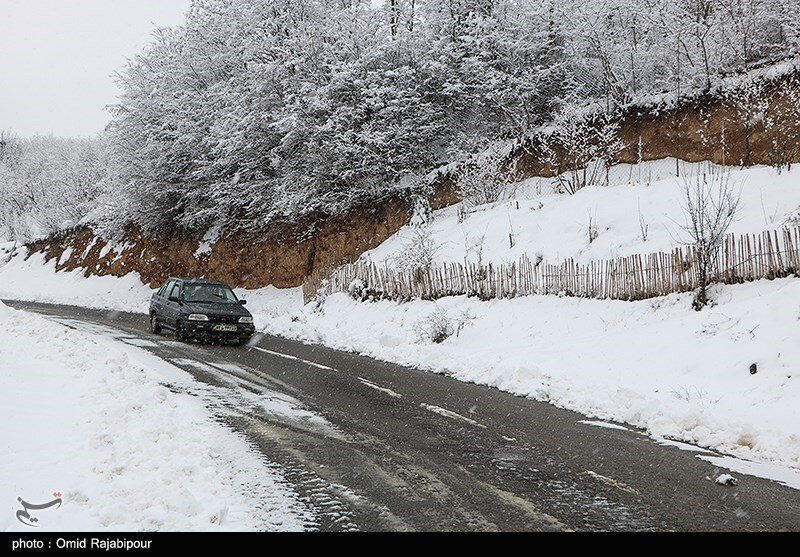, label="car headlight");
[239,316,254,324]
[188,314,209,321]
